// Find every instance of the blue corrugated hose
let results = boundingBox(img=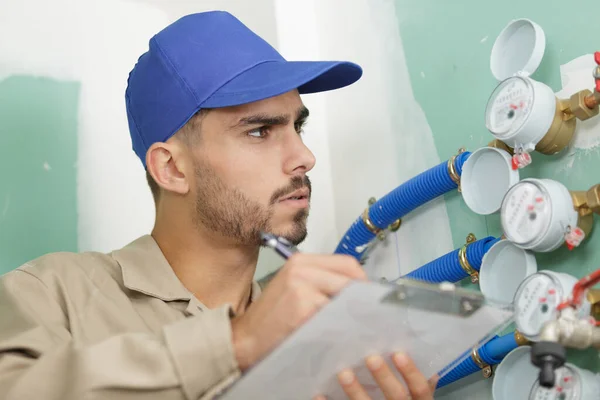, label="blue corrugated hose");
[404,236,501,283]
[334,152,471,260]
[436,332,519,389]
